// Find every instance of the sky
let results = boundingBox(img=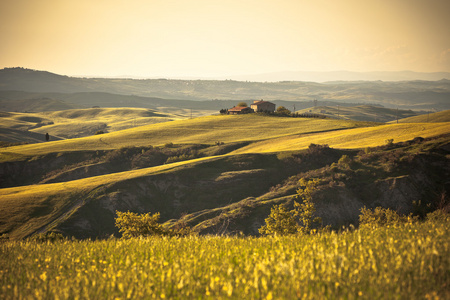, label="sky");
[1,0,449,78]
